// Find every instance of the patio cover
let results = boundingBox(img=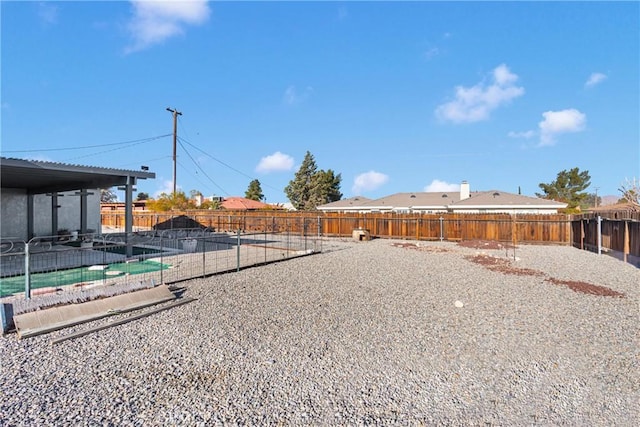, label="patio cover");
[0,157,155,238]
